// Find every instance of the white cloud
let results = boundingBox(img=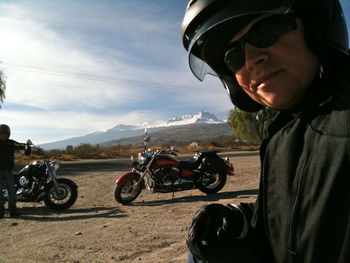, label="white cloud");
[0,1,233,143]
[0,10,138,109]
